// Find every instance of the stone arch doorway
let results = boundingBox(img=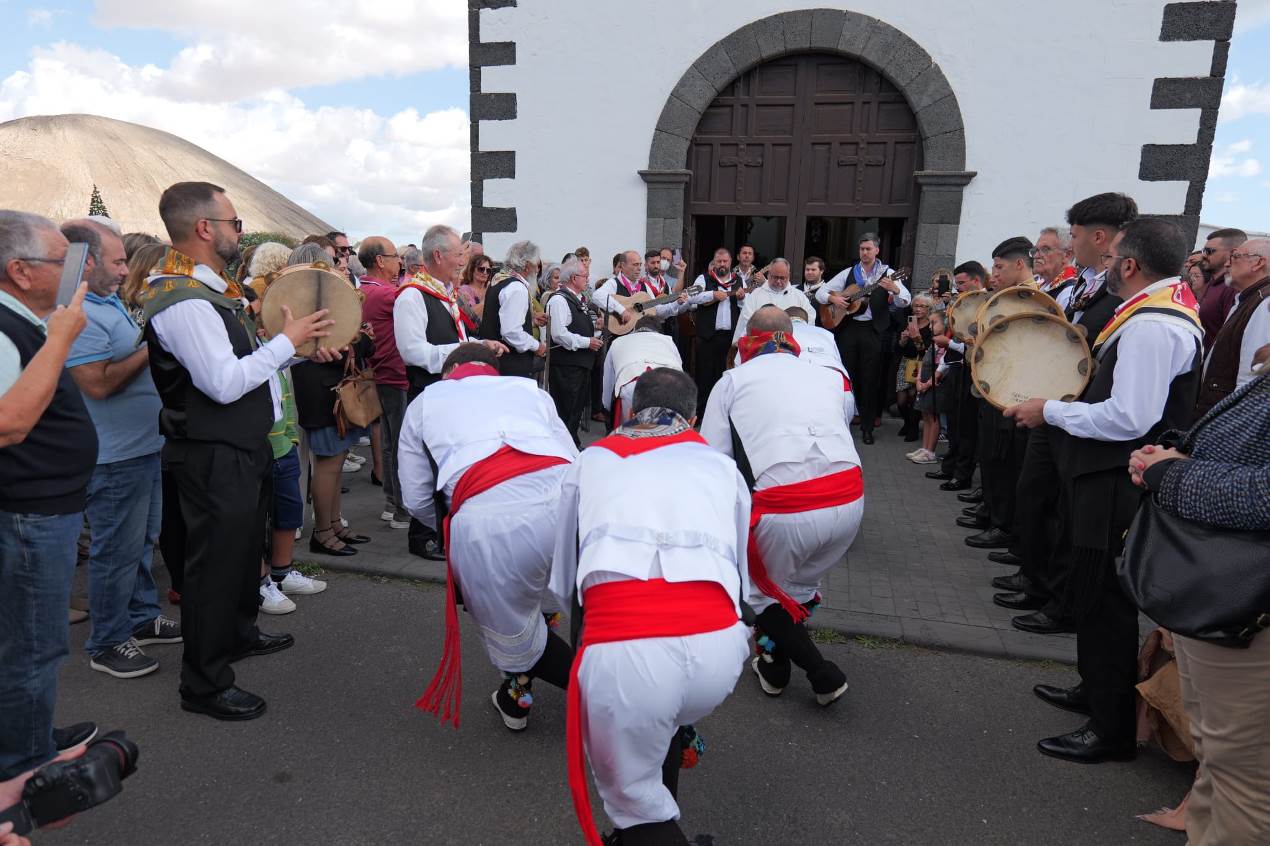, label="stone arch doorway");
[640,9,975,285]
